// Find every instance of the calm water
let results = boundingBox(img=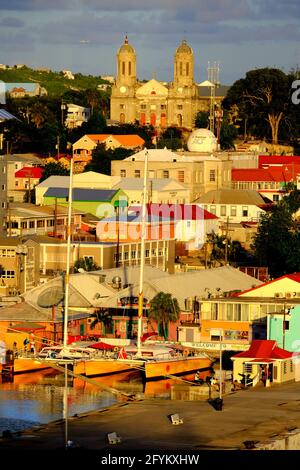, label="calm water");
[0,369,204,435]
